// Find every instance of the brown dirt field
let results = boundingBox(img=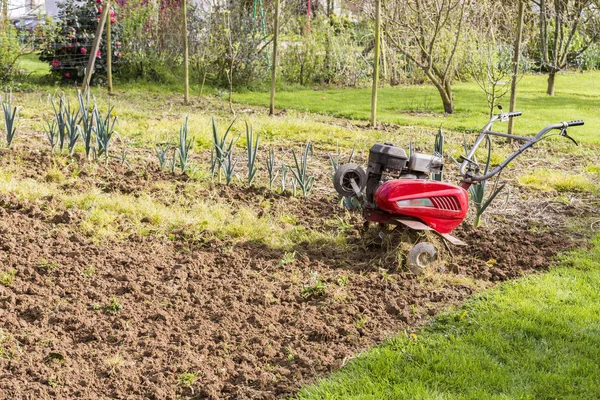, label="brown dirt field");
[0,144,594,399]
